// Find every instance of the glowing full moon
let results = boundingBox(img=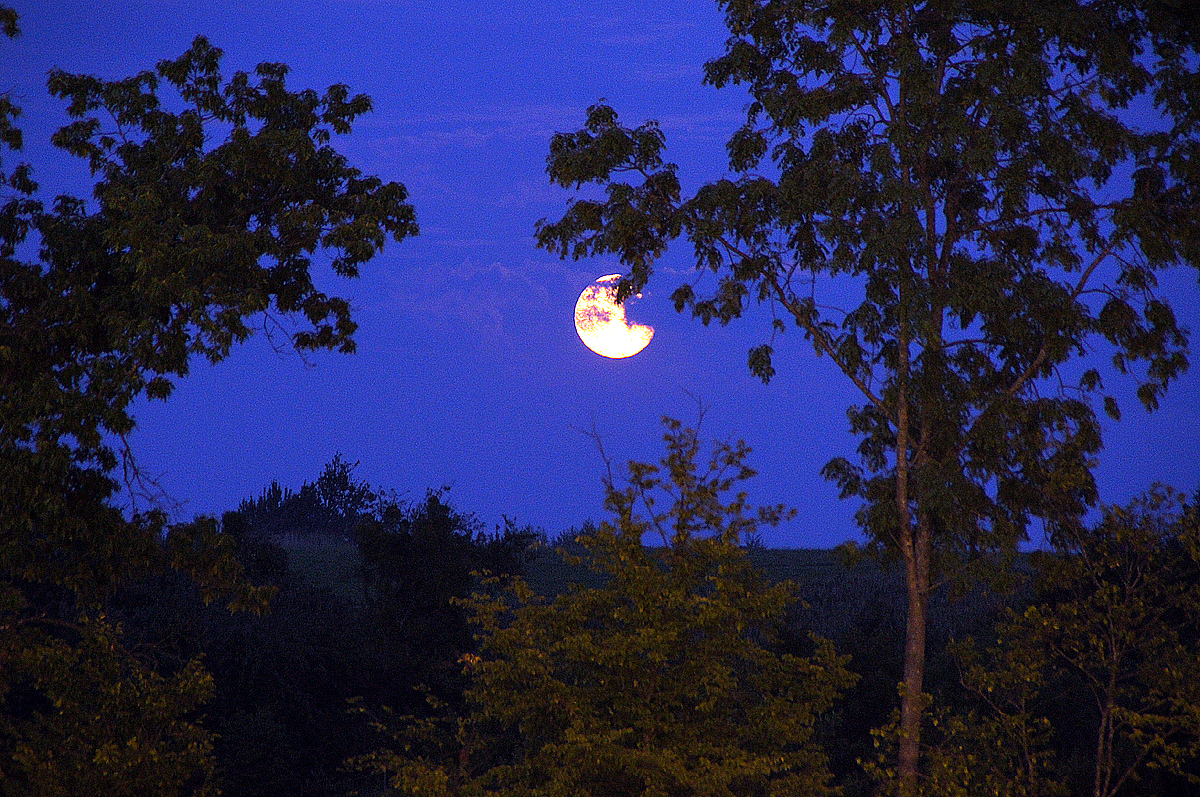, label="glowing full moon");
[574,274,655,359]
